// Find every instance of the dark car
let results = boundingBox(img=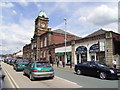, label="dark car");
[23,61,54,81]
[74,61,120,79]
[13,59,30,71]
